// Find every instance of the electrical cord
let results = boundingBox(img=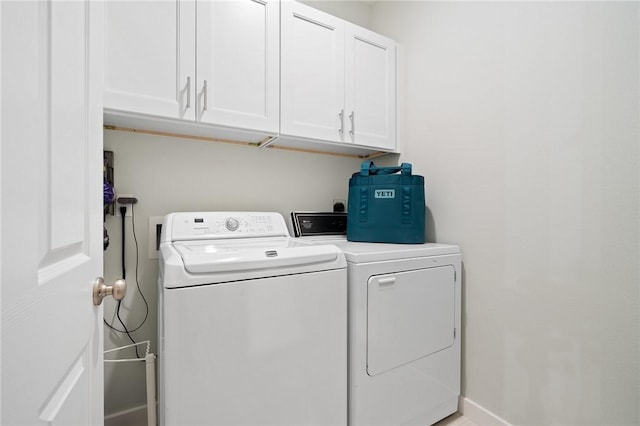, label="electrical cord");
[121,206,126,280]
[130,205,150,327]
[103,203,149,359]
[117,206,139,357]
